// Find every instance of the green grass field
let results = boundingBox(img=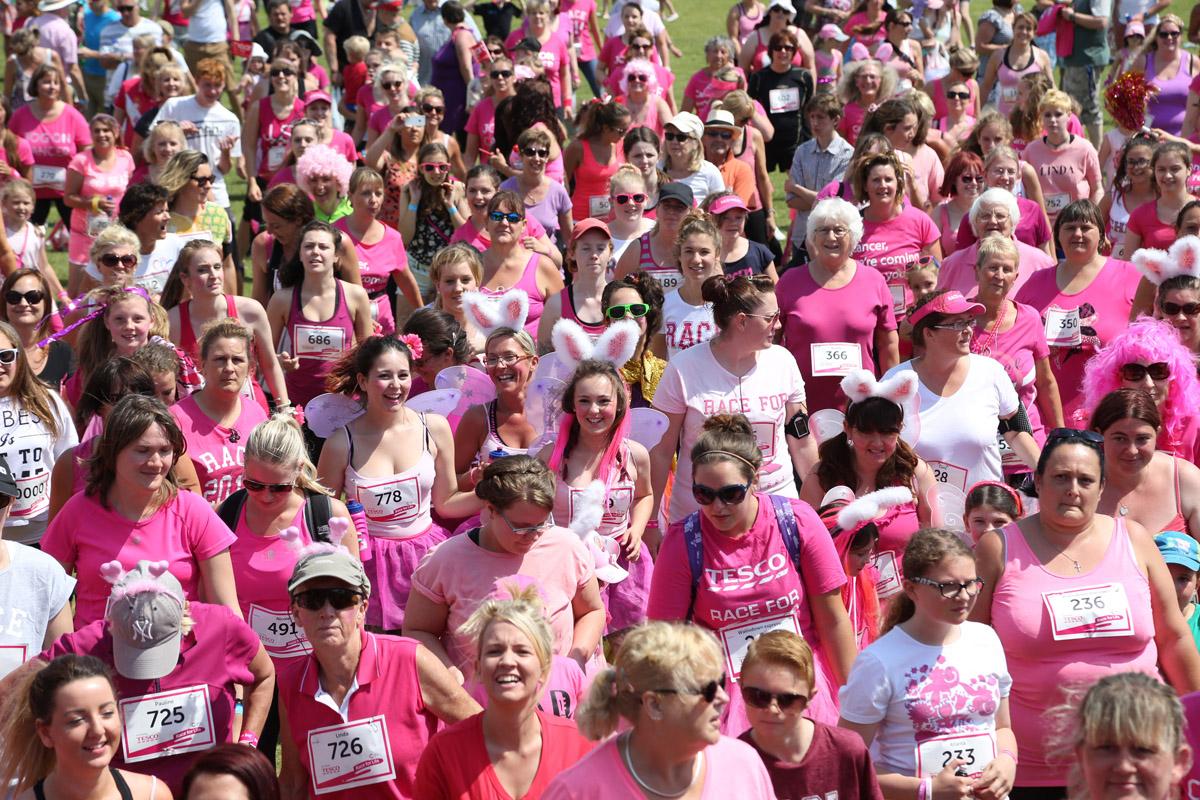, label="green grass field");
[40,0,1198,283]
